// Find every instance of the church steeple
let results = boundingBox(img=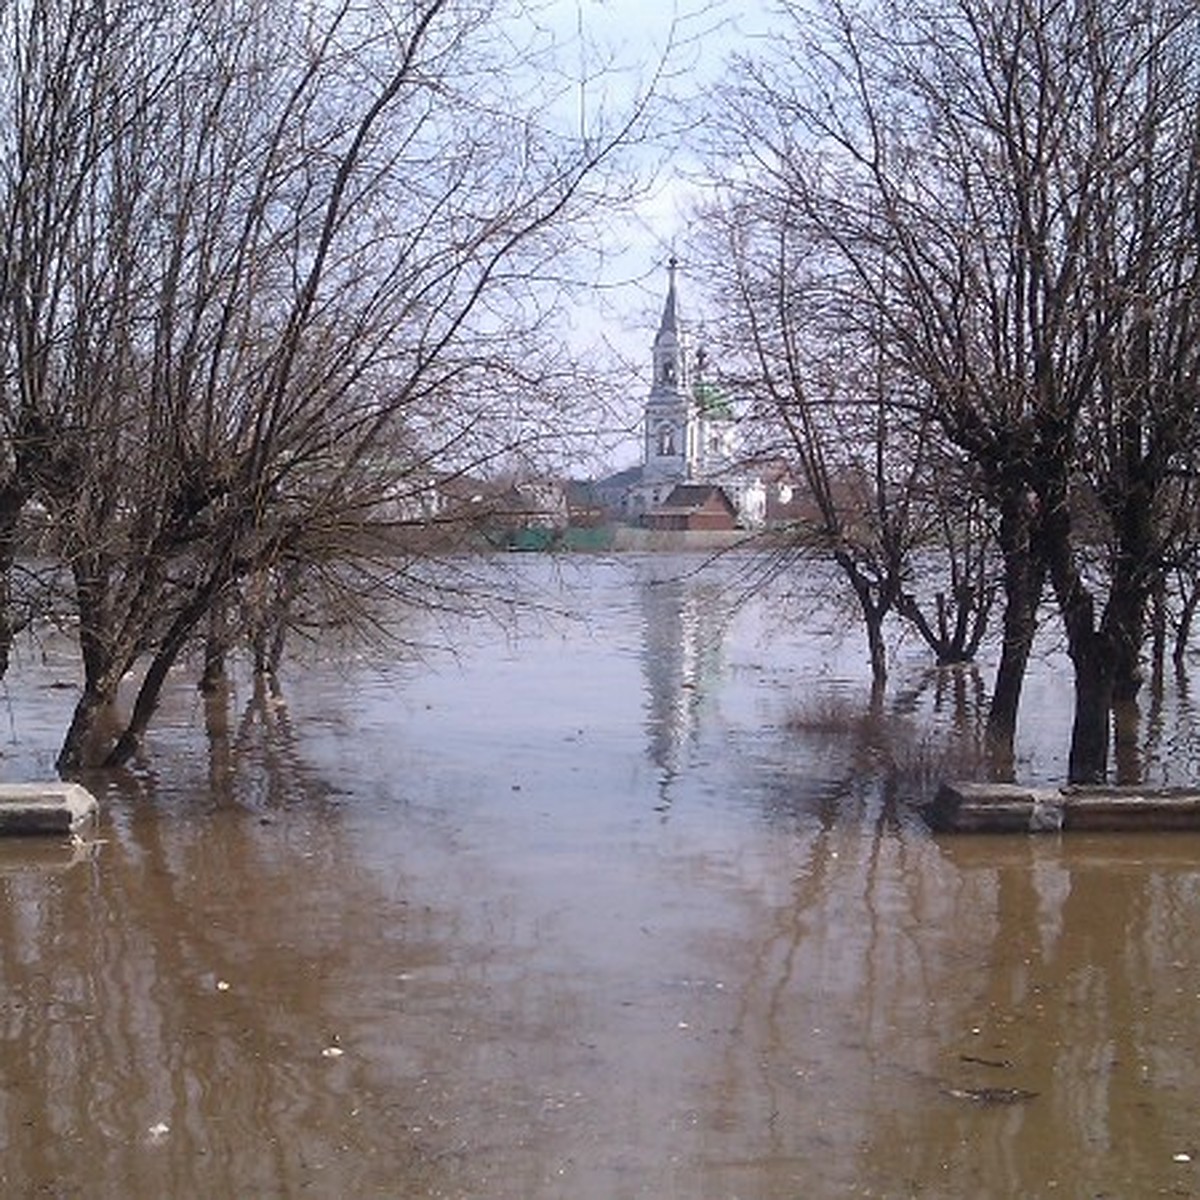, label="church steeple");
[652,256,688,393]
[657,255,680,338]
[643,257,693,483]
[626,255,762,527]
